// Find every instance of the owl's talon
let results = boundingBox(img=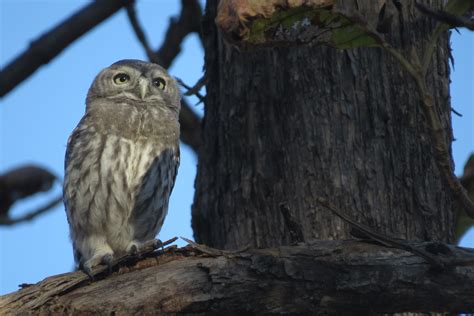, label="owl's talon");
[154,239,164,252]
[82,265,94,280]
[101,254,114,274]
[143,239,162,250]
[129,244,139,256]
